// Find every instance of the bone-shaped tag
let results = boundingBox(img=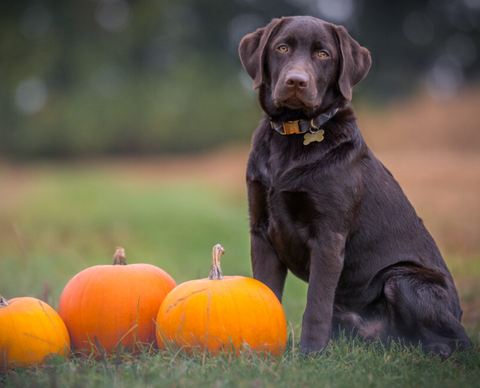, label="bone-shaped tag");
[303,130,325,145]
